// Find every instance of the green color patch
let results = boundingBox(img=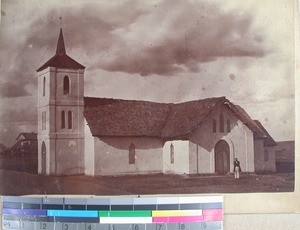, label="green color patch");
[99,211,152,217]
